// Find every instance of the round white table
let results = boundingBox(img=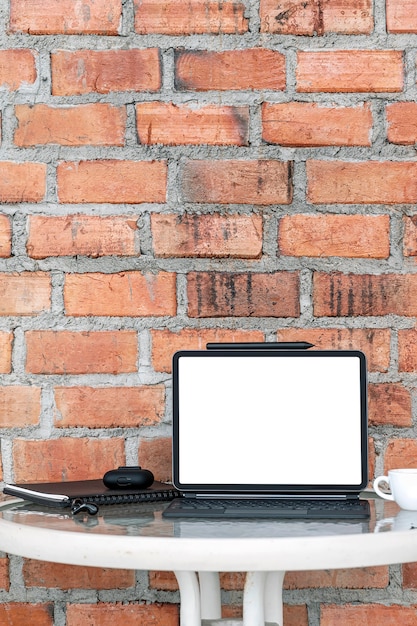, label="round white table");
[0,496,416,626]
